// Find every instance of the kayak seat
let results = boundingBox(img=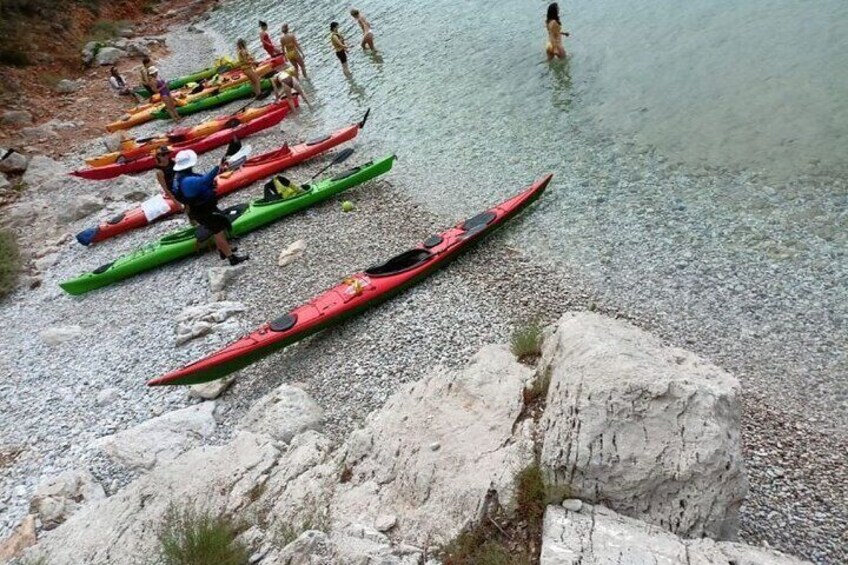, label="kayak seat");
[306,134,331,146]
[107,212,126,225]
[461,211,496,232]
[365,249,432,277]
[269,313,297,332]
[330,165,365,182]
[423,235,443,248]
[222,203,251,222]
